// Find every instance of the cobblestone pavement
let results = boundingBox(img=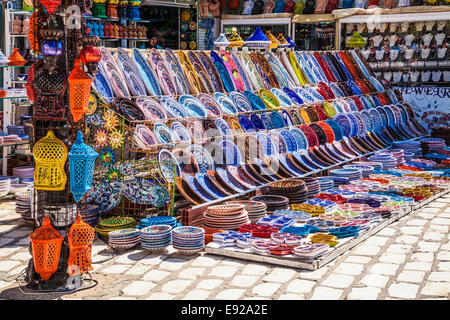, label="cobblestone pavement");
[0,193,449,300]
